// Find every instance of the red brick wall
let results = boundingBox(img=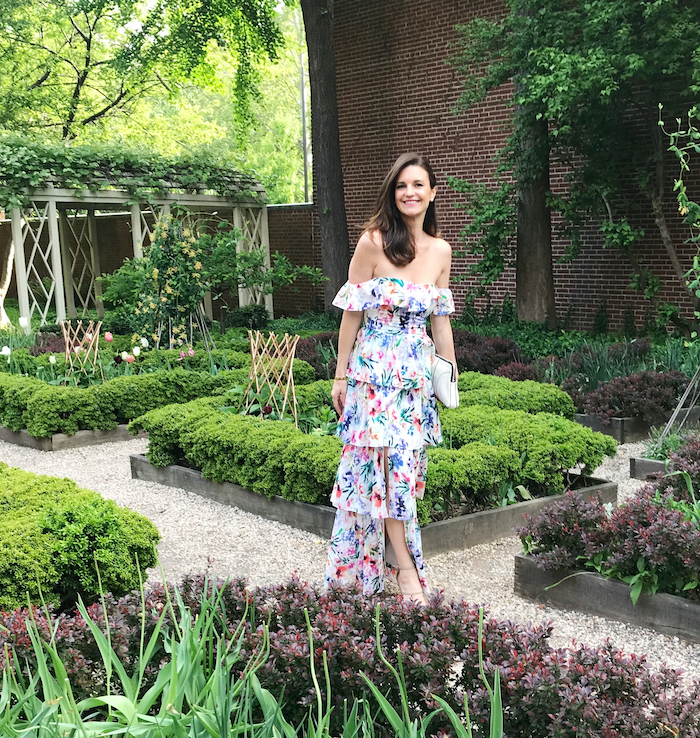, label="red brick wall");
[332,0,699,331]
[267,203,324,316]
